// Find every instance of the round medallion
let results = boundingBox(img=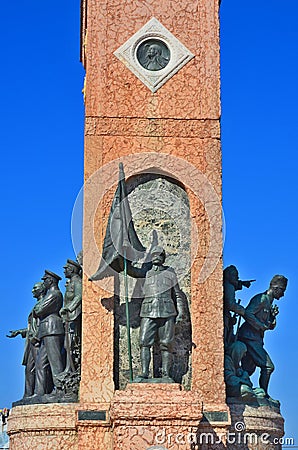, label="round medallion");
[136,39,170,71]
